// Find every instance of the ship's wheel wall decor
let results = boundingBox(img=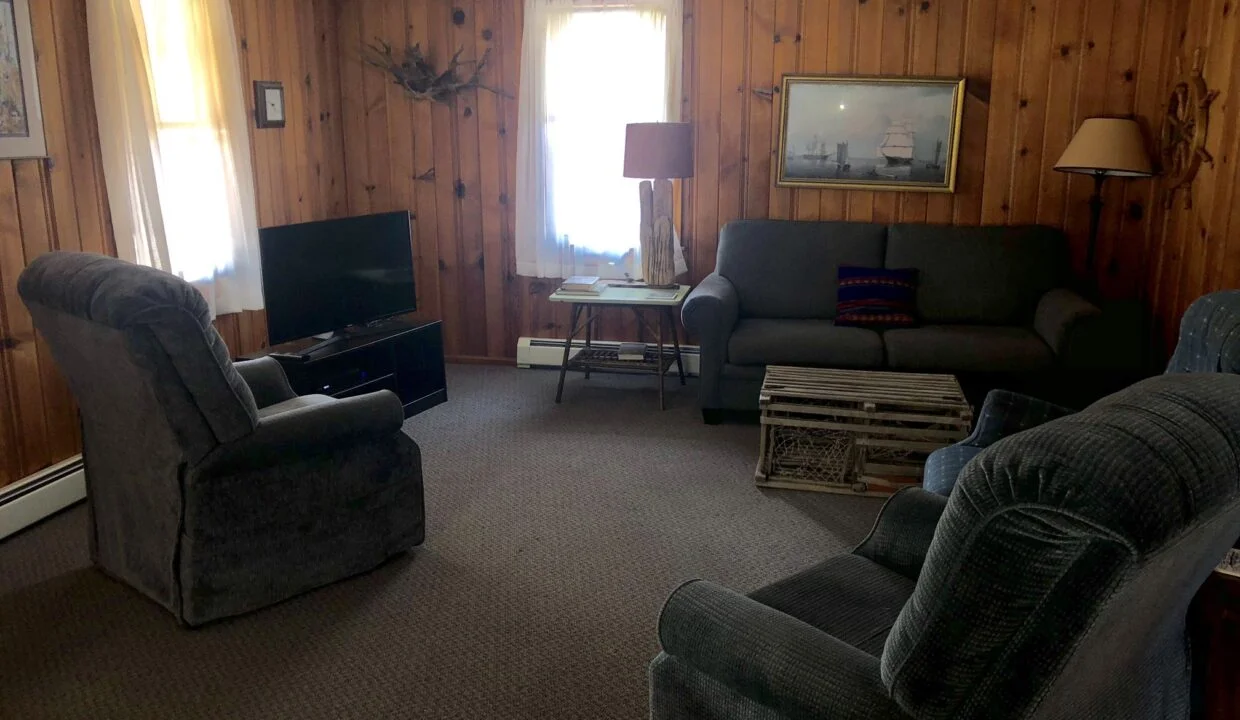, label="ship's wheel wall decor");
[1161,48,1218,209]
